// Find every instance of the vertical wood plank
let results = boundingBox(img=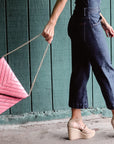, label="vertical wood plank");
[6,0,31,114]
[111,0,114,67]
[0,0,7,57]
[93,0,111,108]
[29,0,52,112]
[51,0,71,110]
[71,0,93,108]
[72,0,76,14]
[0,0,10,114]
